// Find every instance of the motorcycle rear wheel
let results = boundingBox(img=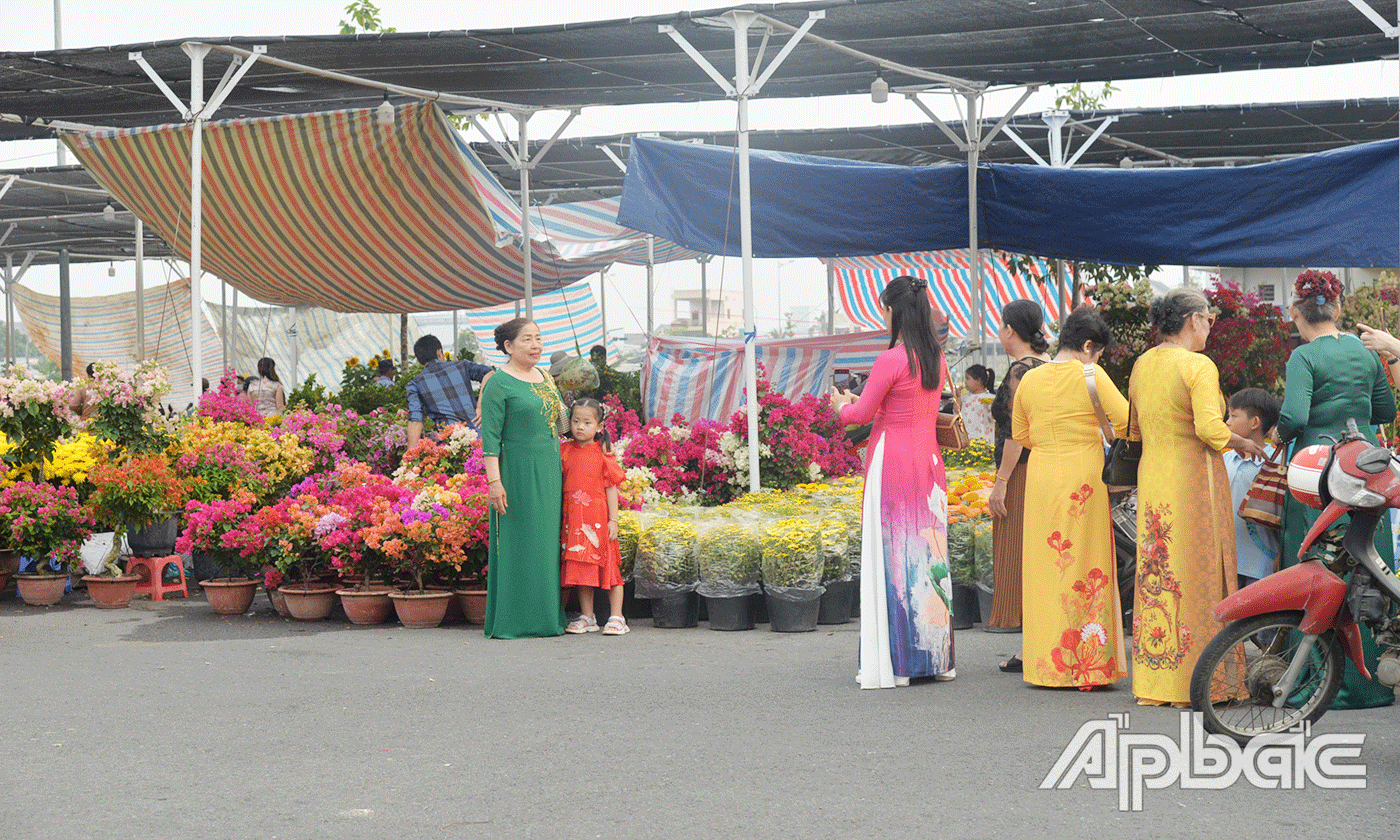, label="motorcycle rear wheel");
[1189,610,1344,744]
